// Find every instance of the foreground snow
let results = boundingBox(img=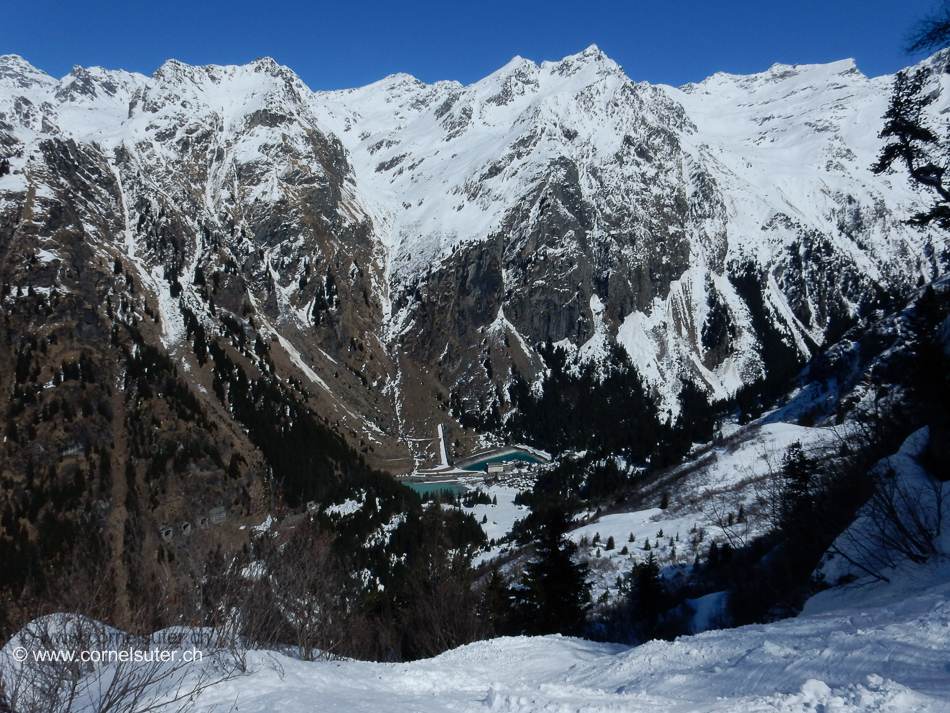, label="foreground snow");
[6,573,948,712]
[10,576,942,712]
[179,580,948,712]
[6,577,949,712]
